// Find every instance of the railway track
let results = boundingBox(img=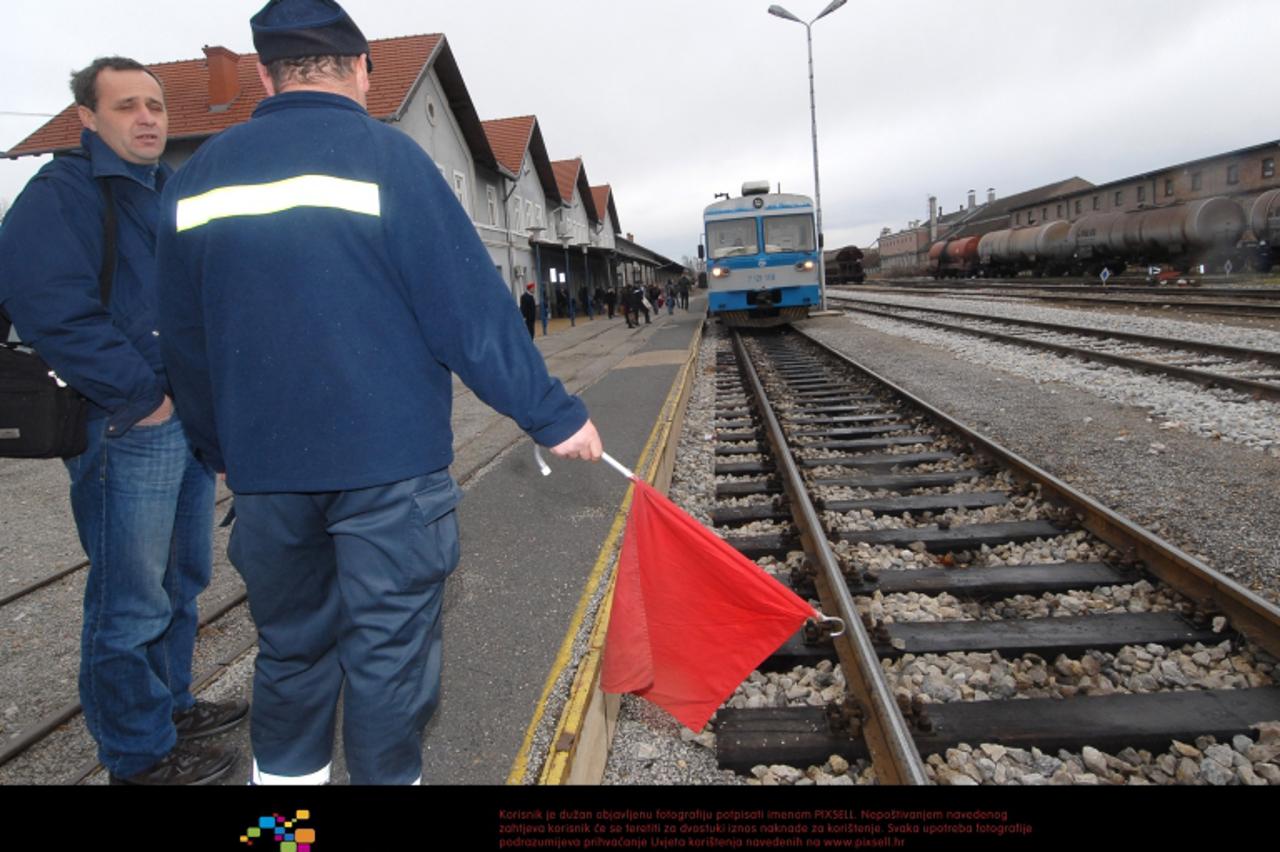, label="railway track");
[826,293,1280,402]
[843,282,1280,317]
[0,491,250,782]
[706,327,1280,785]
